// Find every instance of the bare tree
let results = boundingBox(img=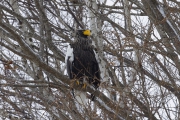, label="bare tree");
[0,0,180,119]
